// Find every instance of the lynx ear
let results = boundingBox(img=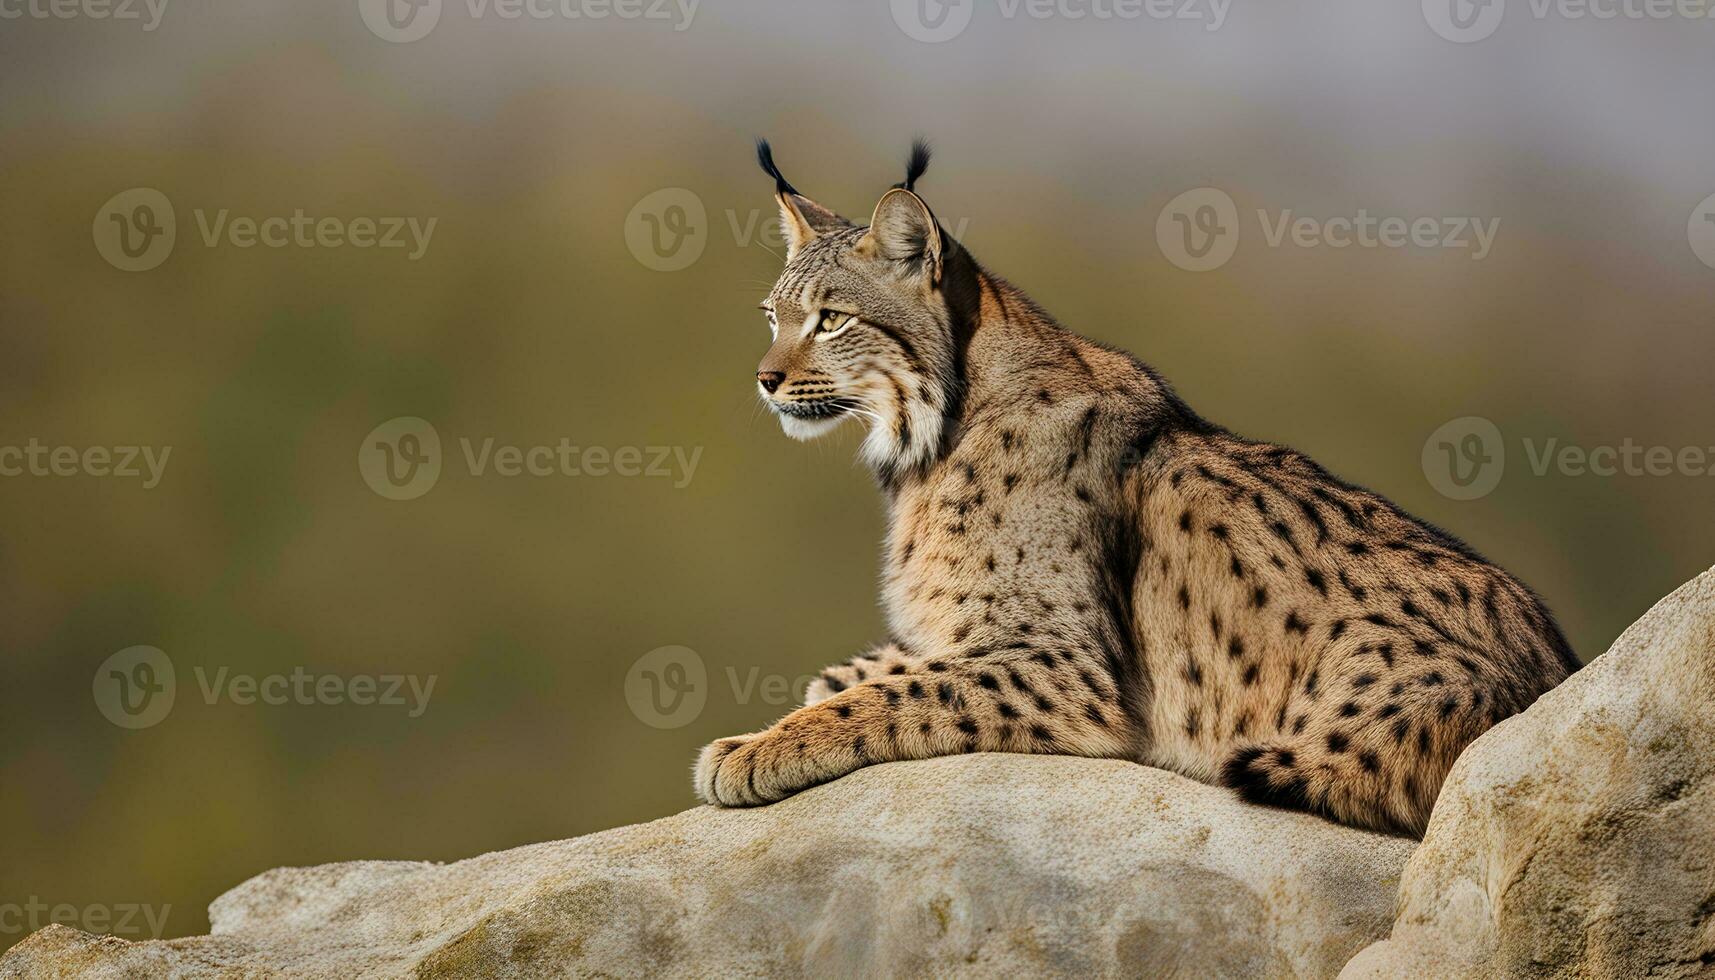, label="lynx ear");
[775,191,853,261]
[860,188,942,284]
[774,191,819,261]
[756,139,849,261]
